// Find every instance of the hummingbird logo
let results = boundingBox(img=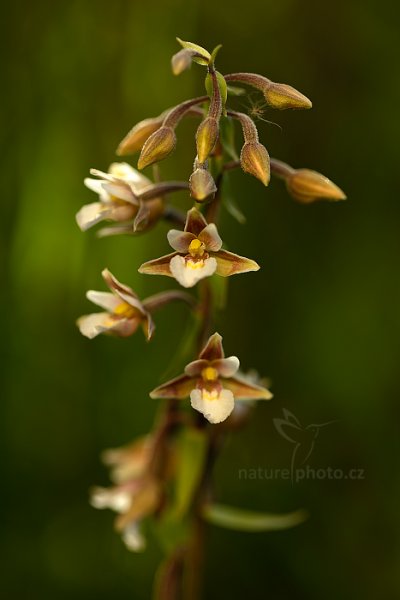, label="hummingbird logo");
[273,409,336,482]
